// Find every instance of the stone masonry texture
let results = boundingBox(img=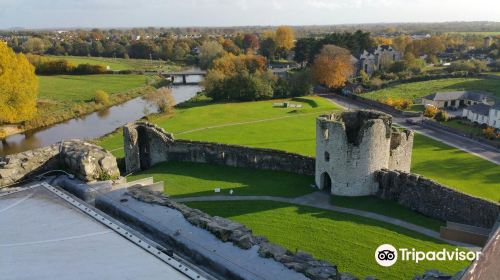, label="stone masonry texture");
[375,169,499,229]
[315,110,414,196]
[0,140,119,188]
